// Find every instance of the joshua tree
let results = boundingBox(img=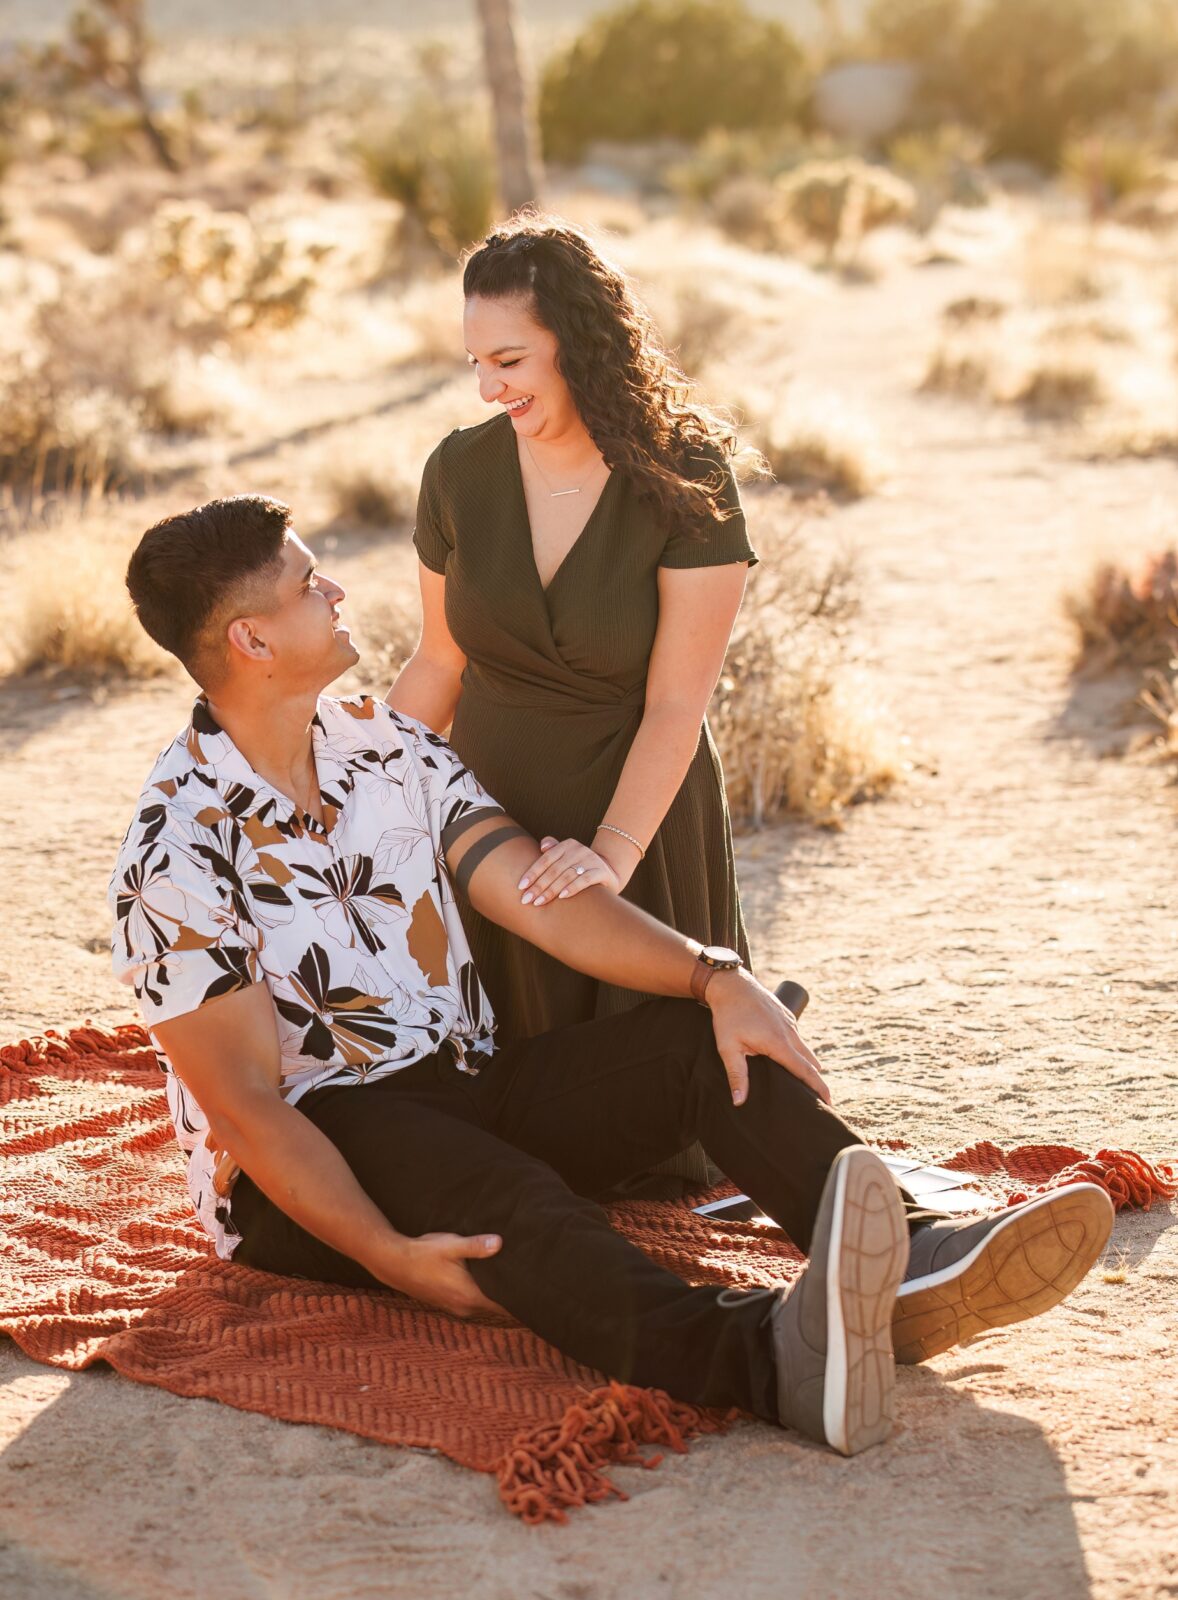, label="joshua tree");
[43,0,178,171]
[475,0,542,212]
